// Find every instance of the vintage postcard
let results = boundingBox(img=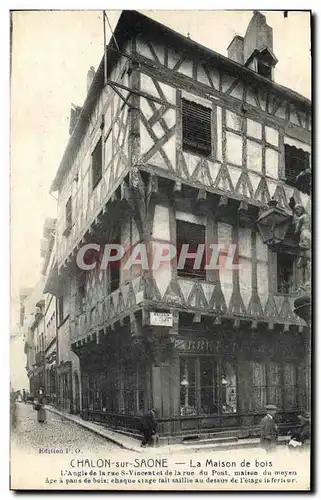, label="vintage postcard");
[10,9,312,491]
